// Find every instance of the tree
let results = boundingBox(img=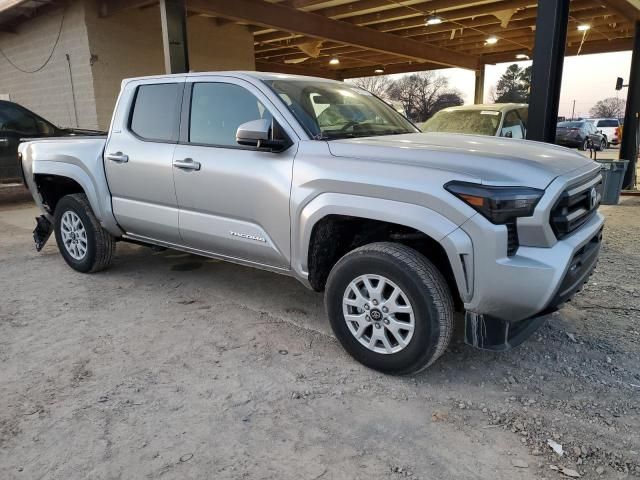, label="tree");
[493,64,531,103]
[432,92,464,112]
[589,97,625,118]
[386,71,463,122]
[347,75,392,100]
